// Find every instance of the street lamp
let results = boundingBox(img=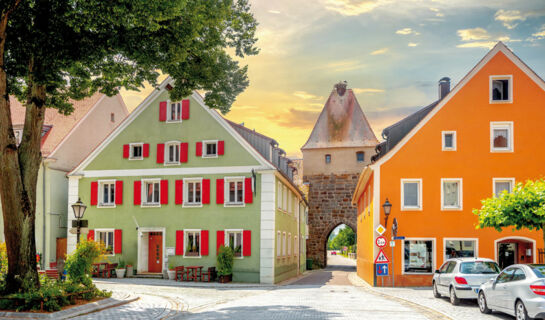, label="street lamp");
[382,198,392,228]
[71,198,87,244]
